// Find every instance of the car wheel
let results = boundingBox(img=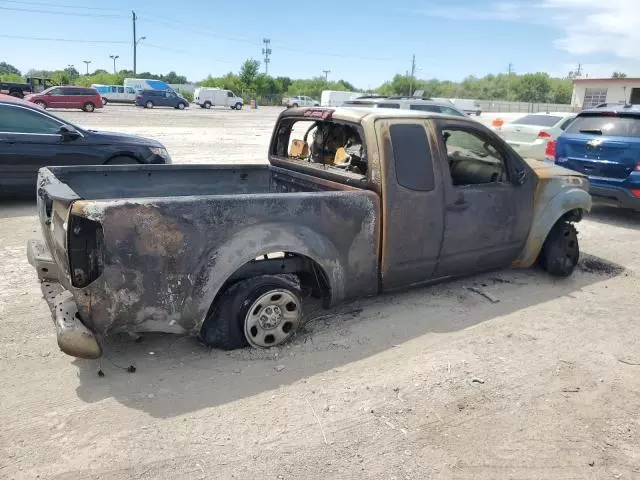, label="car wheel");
[35,100,47,109]
[199,275,303,350]
[476,110,481,116]
[102,97,108,105]
[204,101,212,109]
[177,102,186,110]
[538,220,579,277]
[292,103,299,108]
[9,91,23,98]
[145,101,154,109]
[106,155,138,165]
[234,102,243,110]
[82,102,95,112]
